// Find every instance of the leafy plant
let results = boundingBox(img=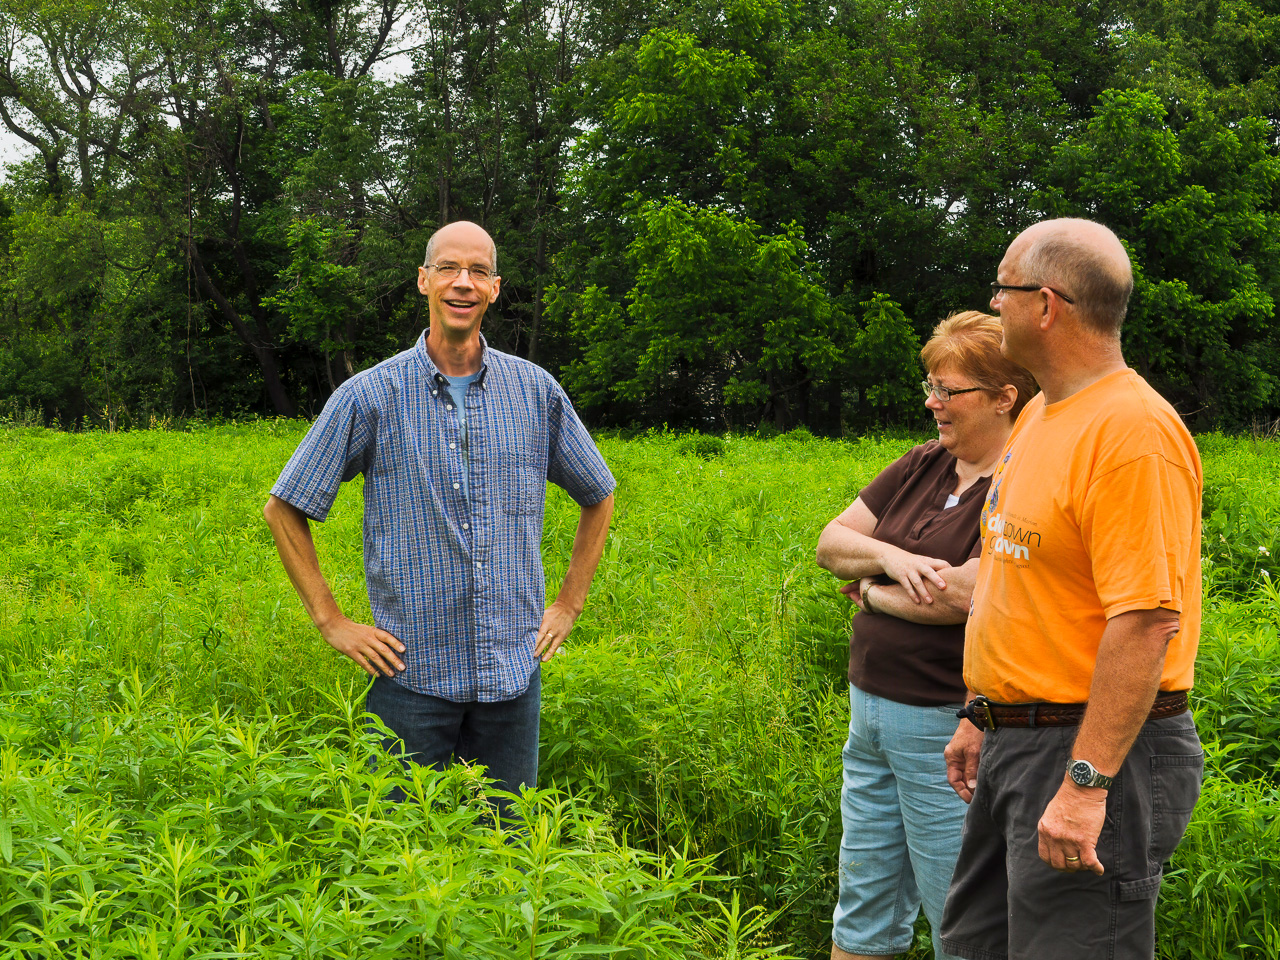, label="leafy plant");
[0,424,1276,957]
